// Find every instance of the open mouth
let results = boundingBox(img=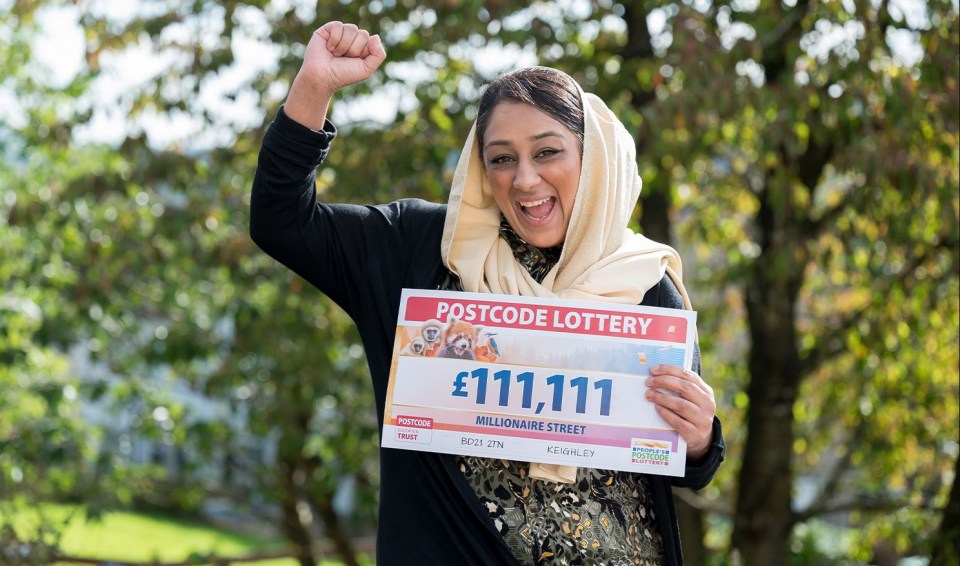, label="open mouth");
[518,197,556,221]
